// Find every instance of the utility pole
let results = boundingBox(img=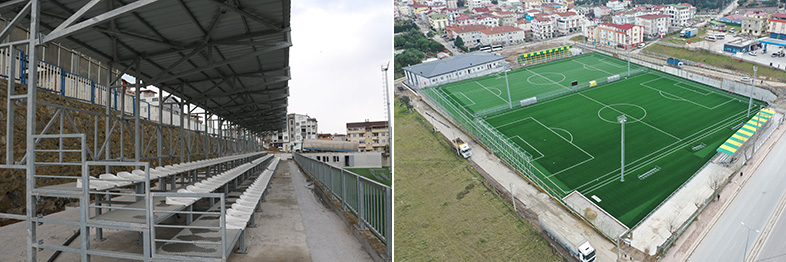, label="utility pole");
[382,62,392,154]
[618,115,627,182]
[741,222,760,262]
[505,71,512,109]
